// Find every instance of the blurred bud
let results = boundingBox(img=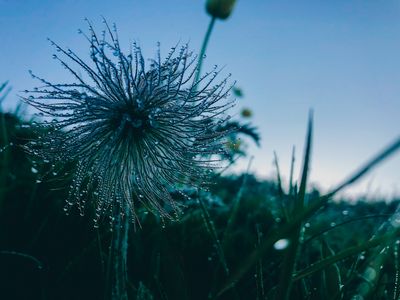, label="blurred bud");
[241,108,253,118]
[232,86,243,98]
[206,0,237,20]
[227,138,241,151]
